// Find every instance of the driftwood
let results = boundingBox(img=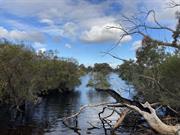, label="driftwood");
[96,88,180,135]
